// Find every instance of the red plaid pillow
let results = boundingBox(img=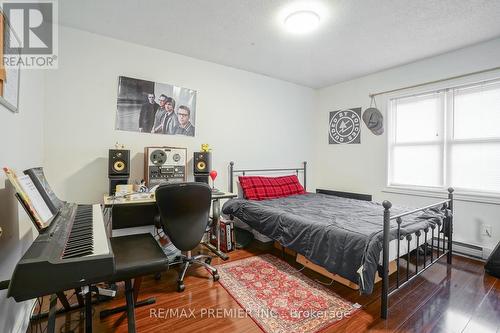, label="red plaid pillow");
[238,175,305,200]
